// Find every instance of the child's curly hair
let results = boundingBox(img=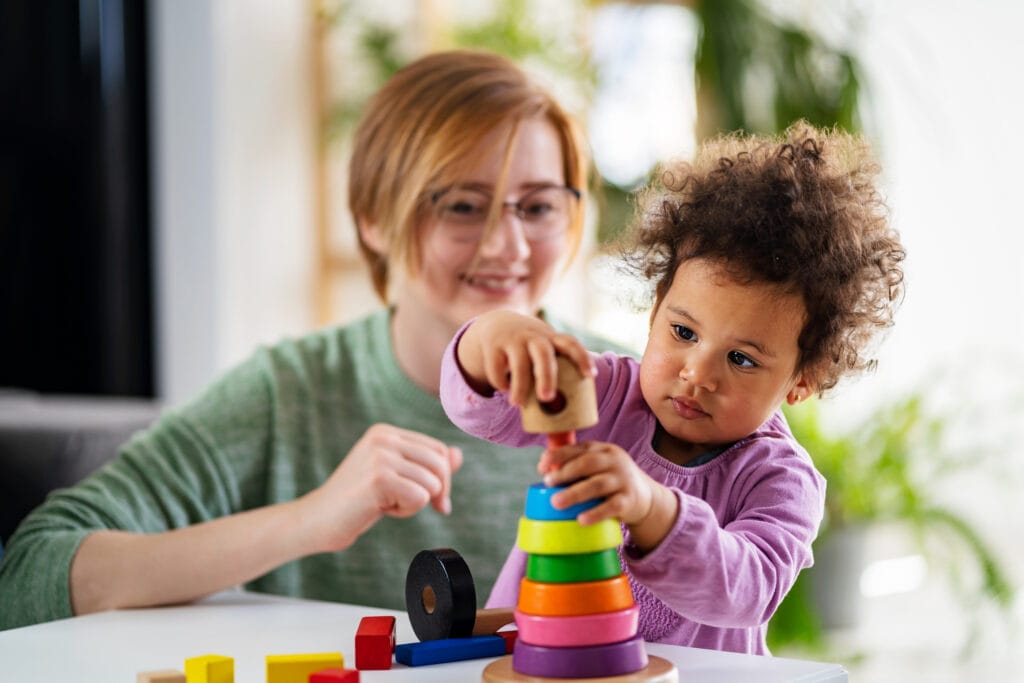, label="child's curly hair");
[625,121,905,394]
